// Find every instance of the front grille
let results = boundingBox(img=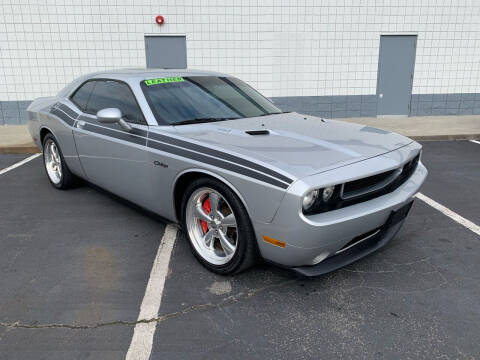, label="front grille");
[303,152,420,215]
[341,153,420,202]
[402,153,420,179]
[342,169,399,199]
